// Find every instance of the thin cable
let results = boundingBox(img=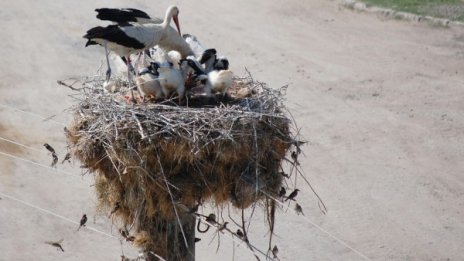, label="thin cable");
[0,136,44,153]
[0,102,304,259]
[0,139,369,259]
[1,143,269,260]
[0,191,168,260]
[0,191,114,238]
[197,218,273,261]
[0,150,82,179]
[0,102,67,126]
[0,122,370,259]
[1,144,269,261]
[261,191,371,261]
